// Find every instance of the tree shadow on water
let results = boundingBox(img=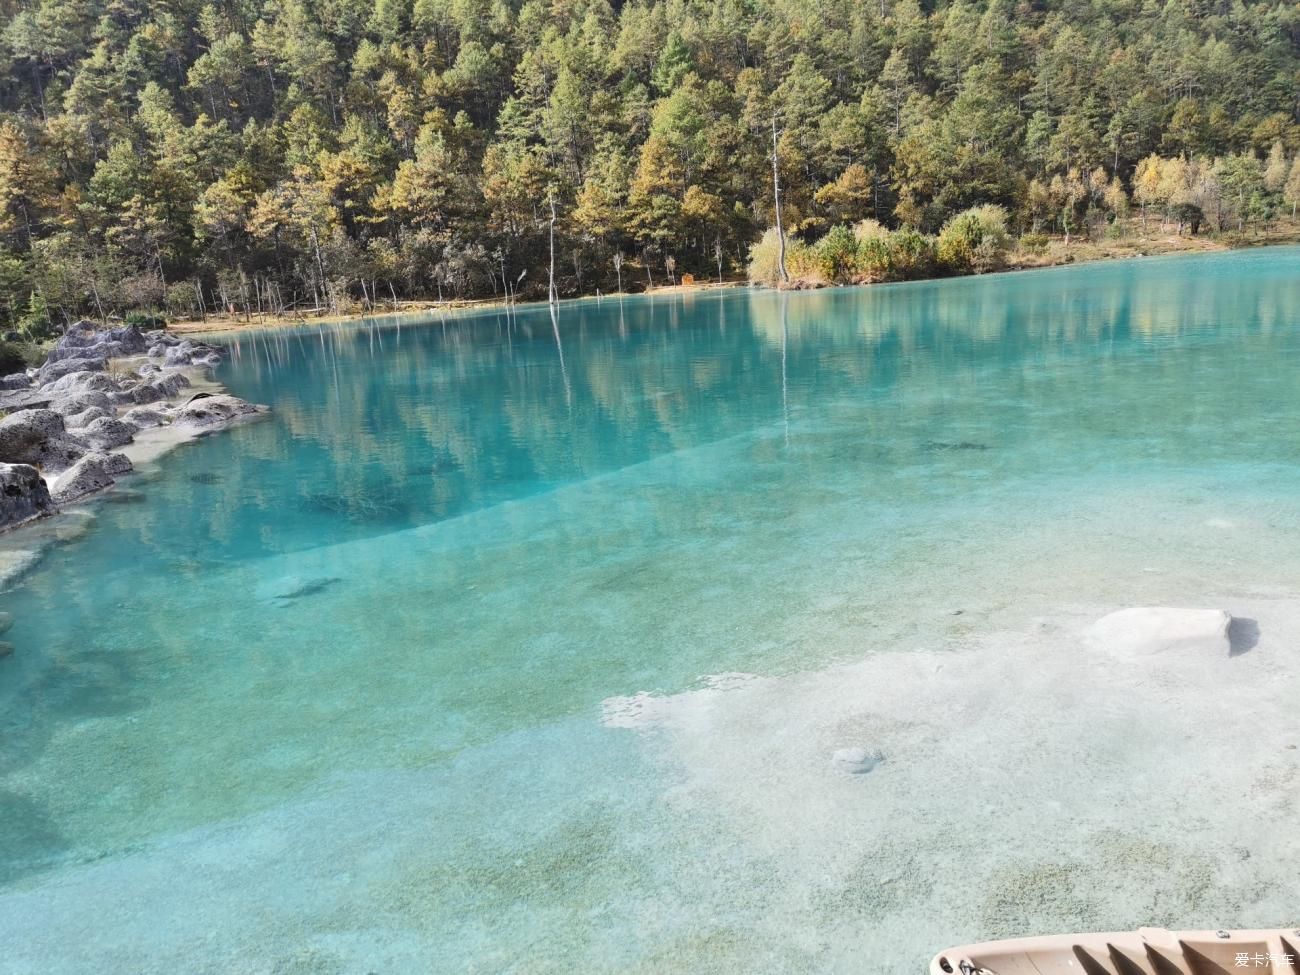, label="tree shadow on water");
[1,650,151,781]
[1228,617,1260,657]
[0,790,70,886]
